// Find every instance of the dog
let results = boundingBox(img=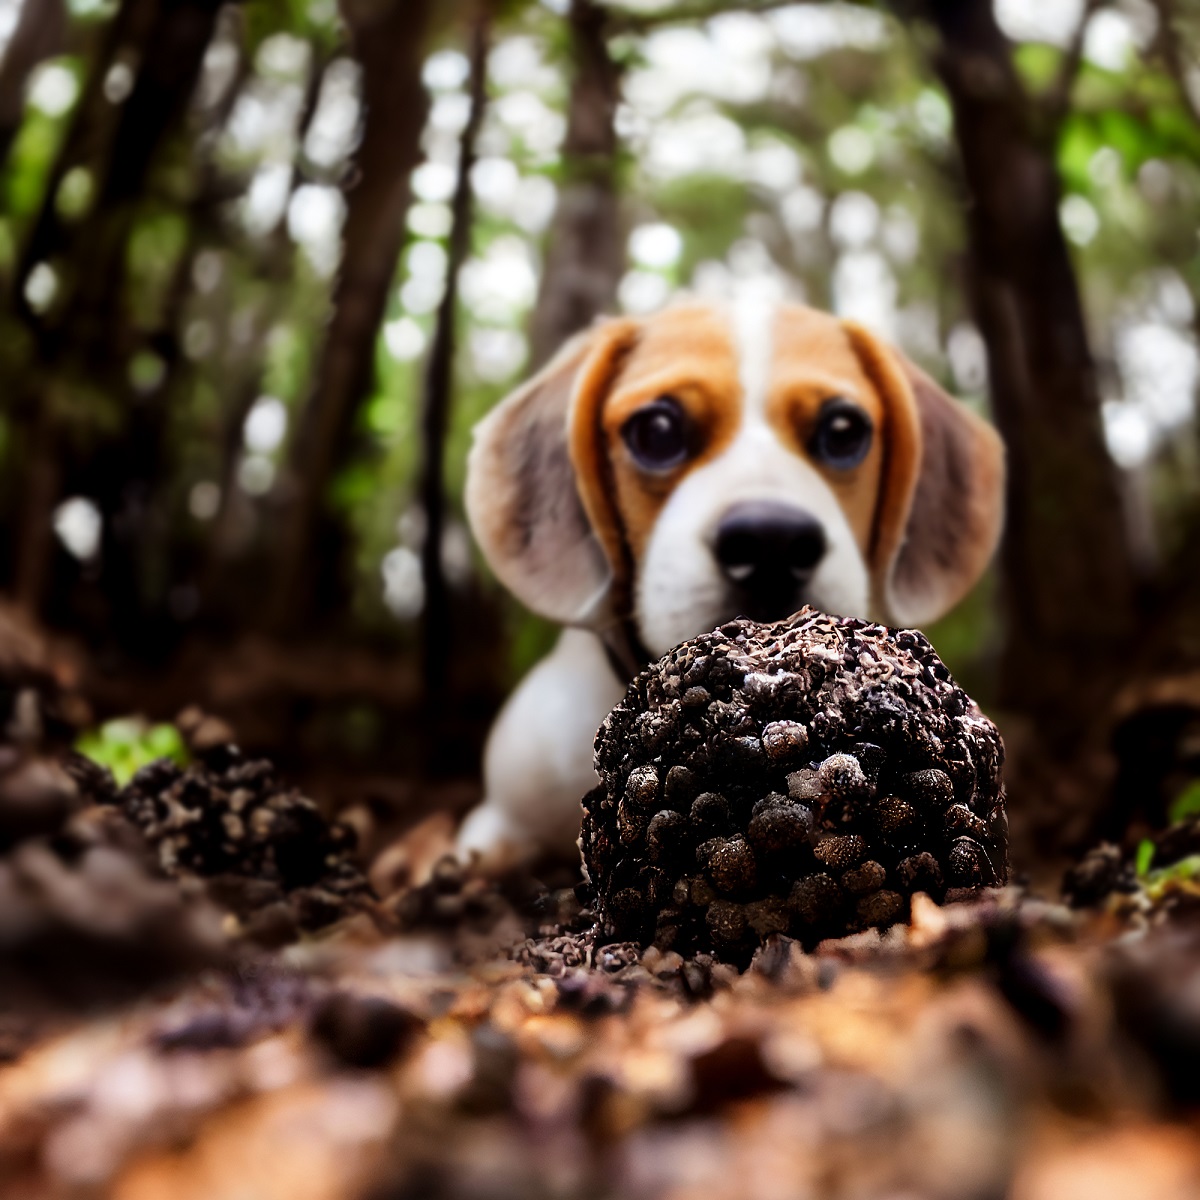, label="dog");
[456,296,1004,869]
